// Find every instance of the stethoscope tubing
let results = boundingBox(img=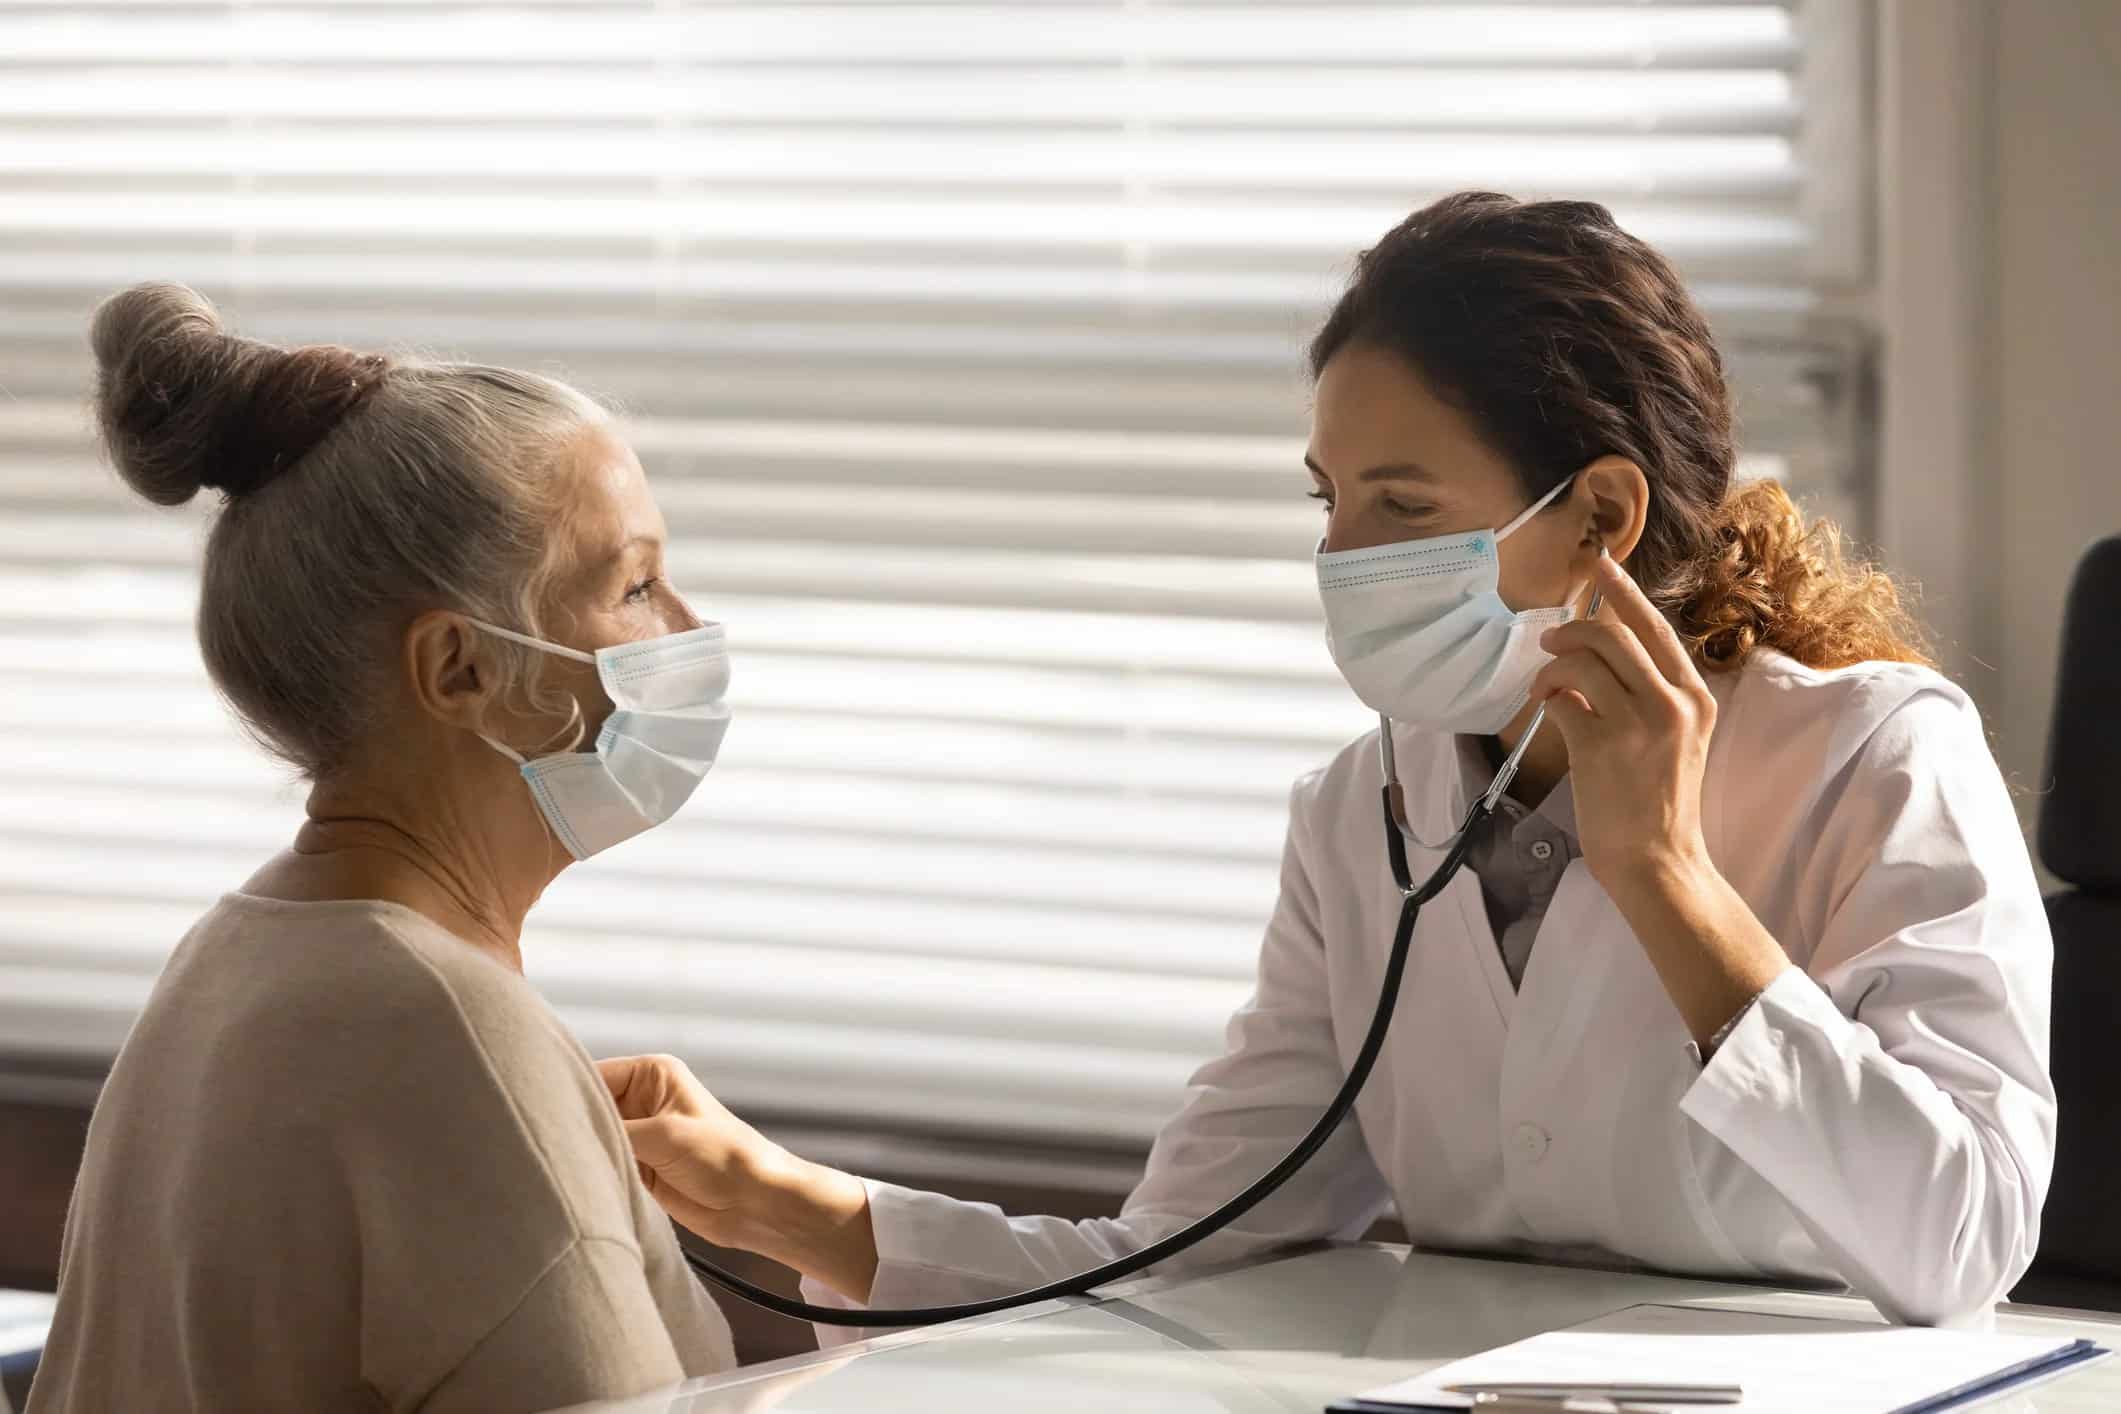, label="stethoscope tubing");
[683,575,1600,1326]
[681,782,1486,1327]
